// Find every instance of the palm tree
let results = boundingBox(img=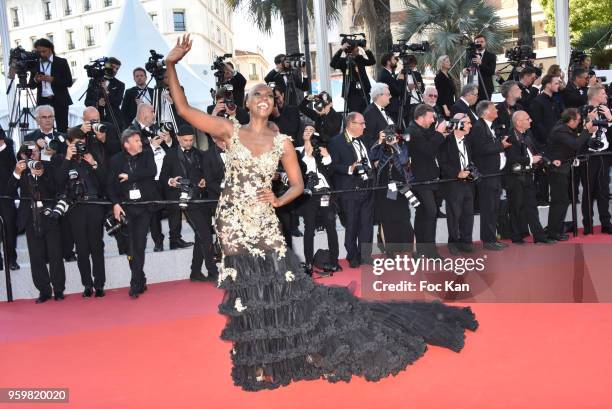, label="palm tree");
[517,0,533,48]
[572,23,612,68]
[226,0,341,55]
[354,0,393,78]
[400,0,508,78]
